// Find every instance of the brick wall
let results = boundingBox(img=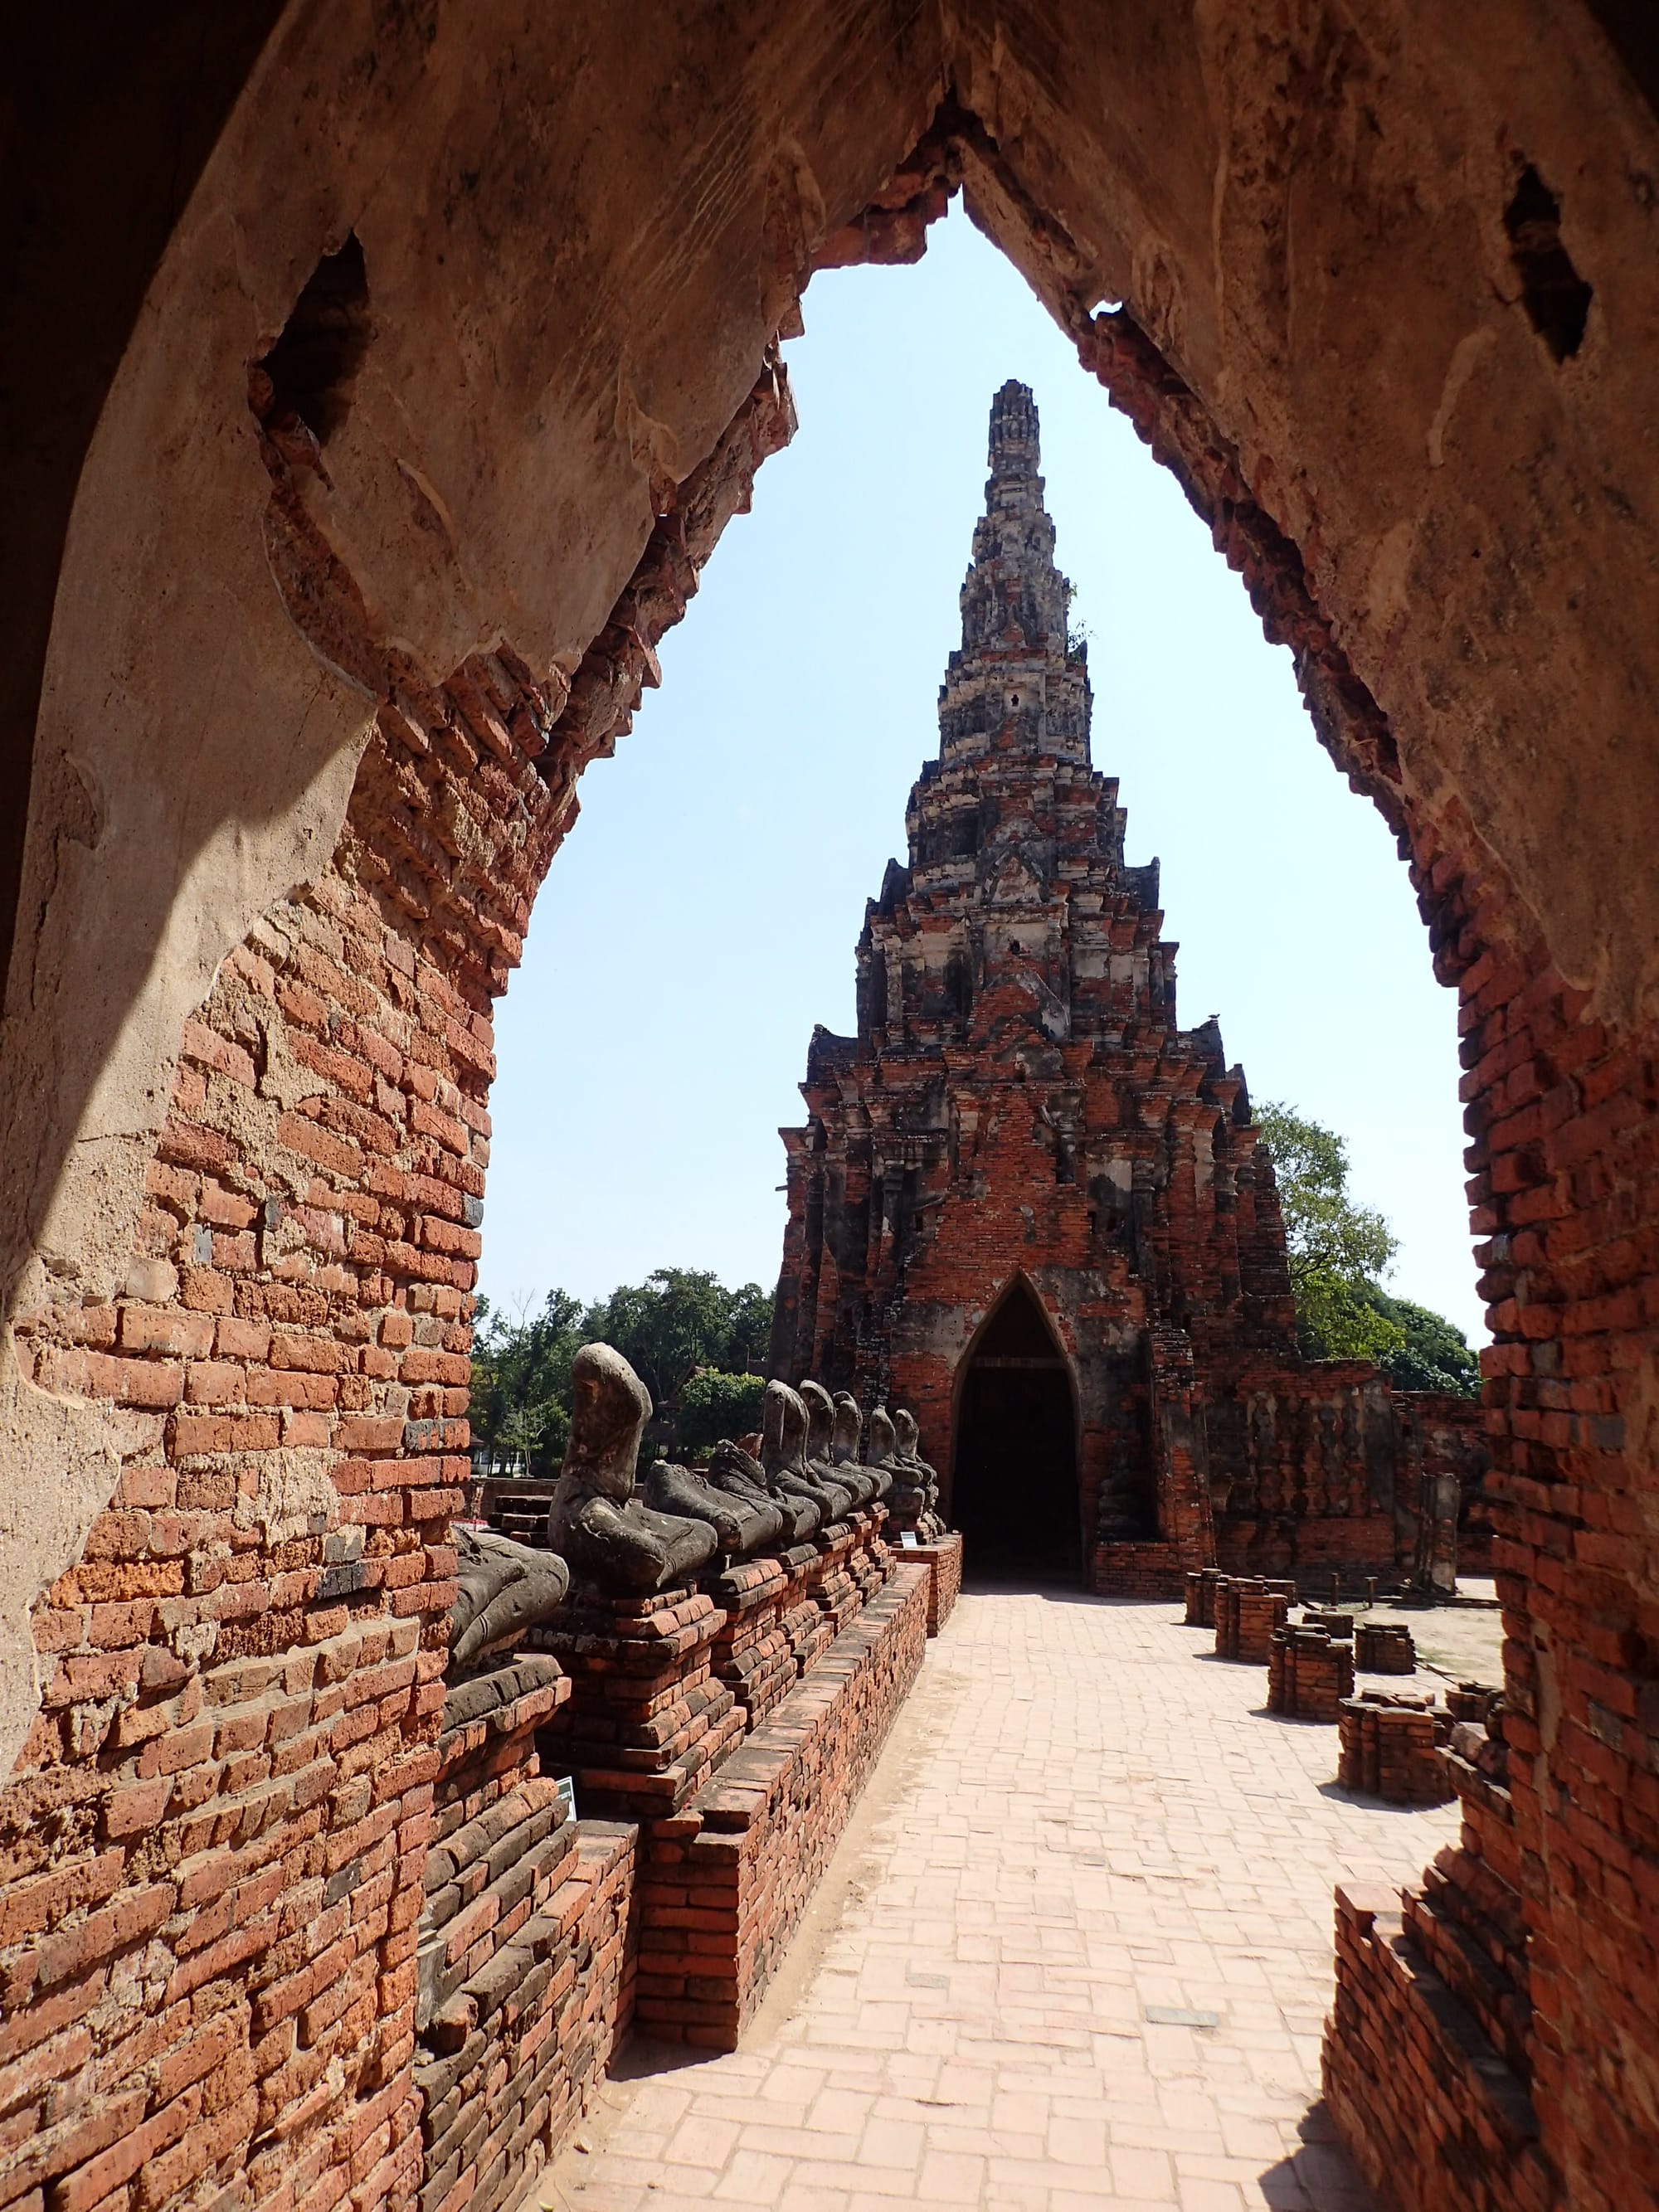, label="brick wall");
[416,1660,634,2212]
[0,359,795,2212]
[1078,288,1659,2203]
[644,1565,930,2048]
[894,1531,963,1631]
